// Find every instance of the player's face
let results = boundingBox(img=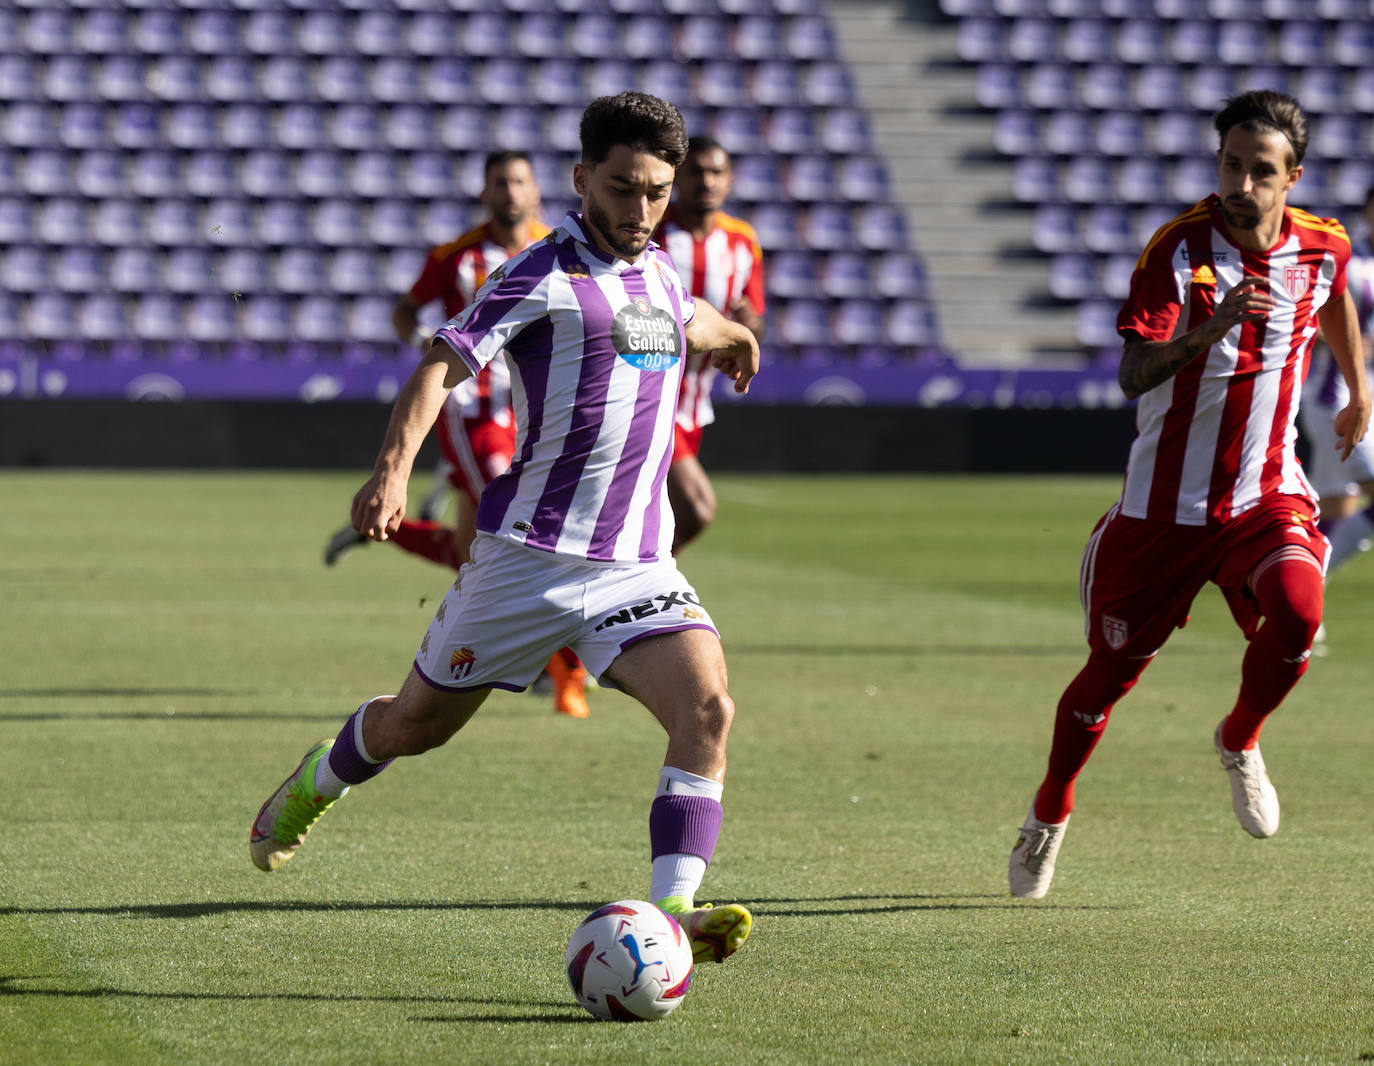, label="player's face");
[675,147,732,215]
[574,145,676,262]
[1216,126,1301,233]
[481,159,540,227]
